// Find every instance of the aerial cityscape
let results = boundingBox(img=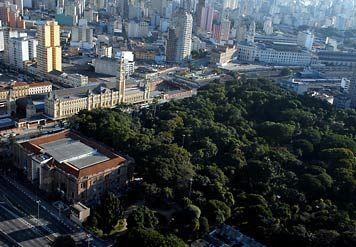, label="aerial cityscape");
[0,0,355,246]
